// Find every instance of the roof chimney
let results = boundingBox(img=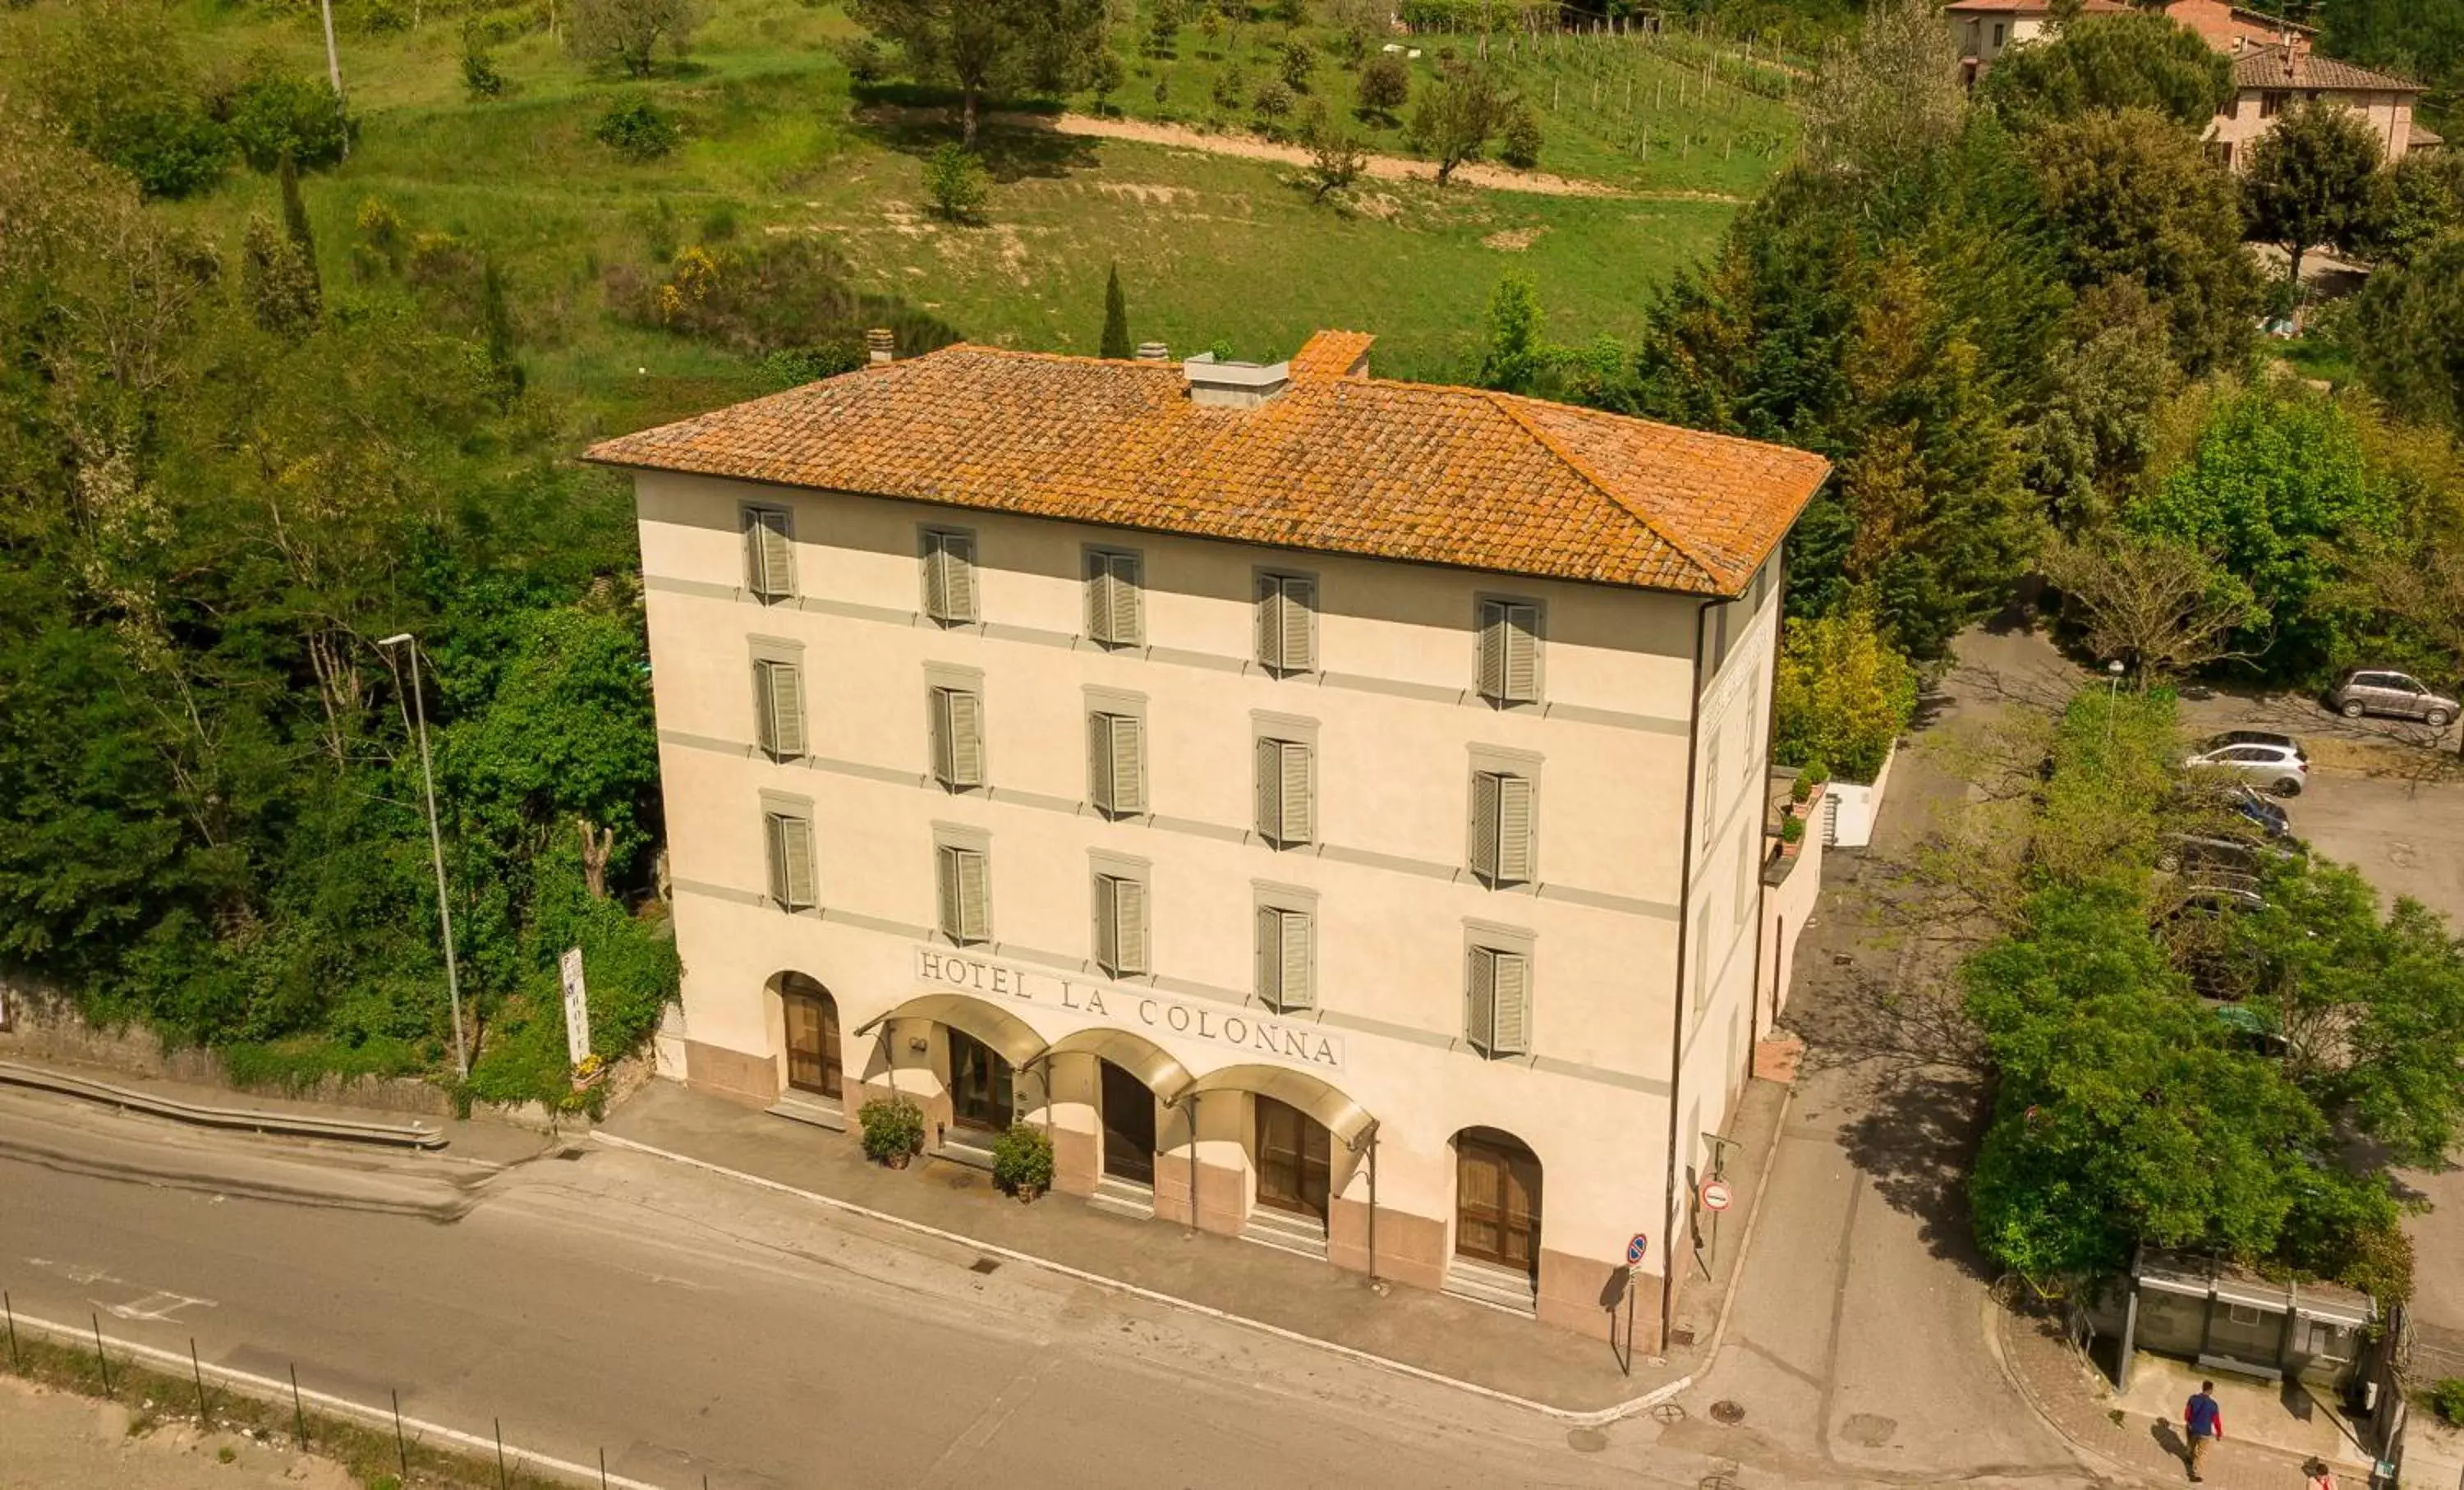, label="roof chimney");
[1182,352,1291,410]
[866,328,895,366]
[2288,47,2305,83]
[1134,341,1170,361]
